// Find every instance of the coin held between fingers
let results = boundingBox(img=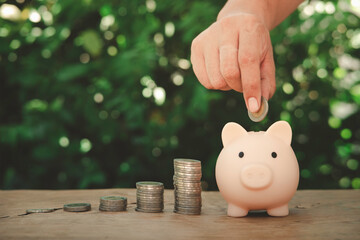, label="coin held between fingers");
[248,97,269,122]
